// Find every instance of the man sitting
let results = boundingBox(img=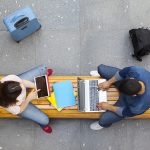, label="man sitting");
[90,64,149,130]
